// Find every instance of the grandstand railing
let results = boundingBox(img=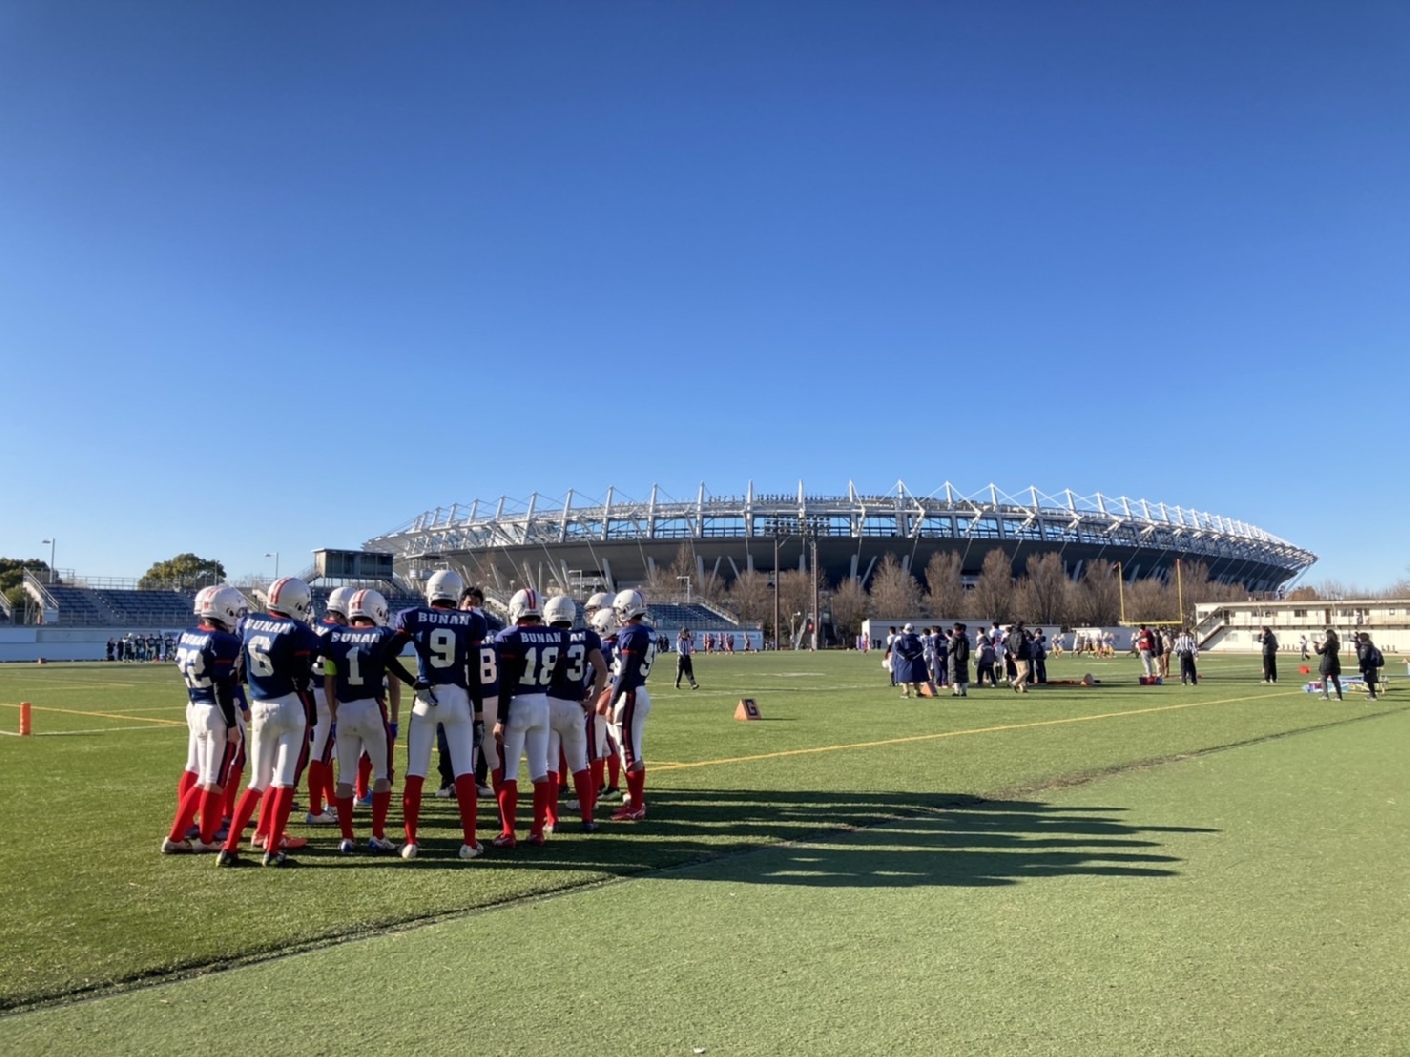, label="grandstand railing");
[22,569,58,614]
[0,591,12,622]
